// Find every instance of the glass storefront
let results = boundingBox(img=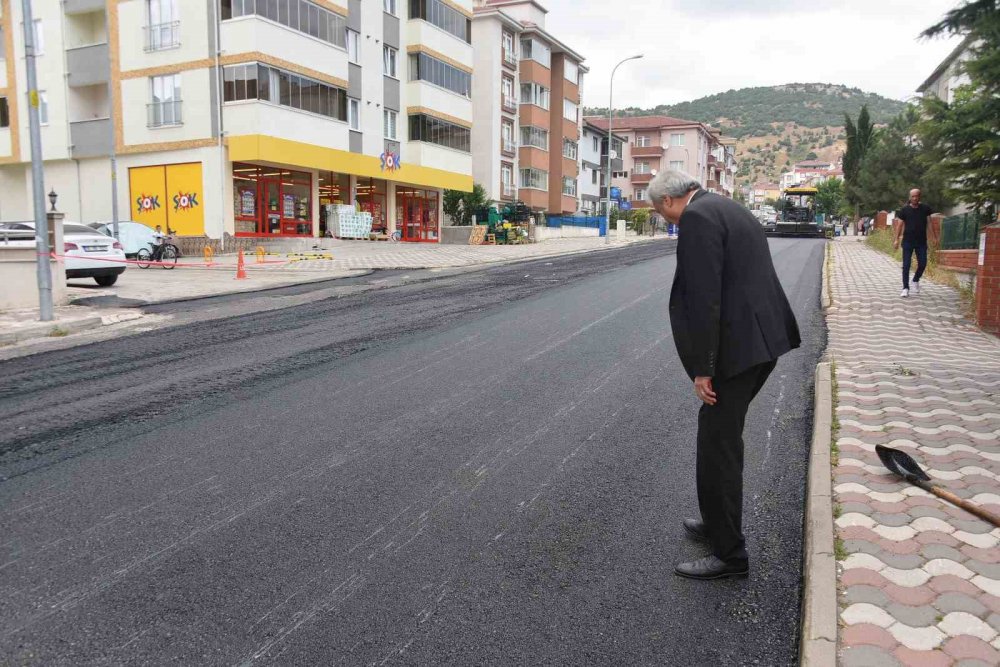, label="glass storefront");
[396,187,440,242]
[233,163,313,237]
[356,177,387,234]
[318,171,351,236]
